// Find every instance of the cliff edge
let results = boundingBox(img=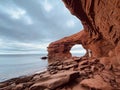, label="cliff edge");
[0,0,120,90]
[48,0,120,69]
